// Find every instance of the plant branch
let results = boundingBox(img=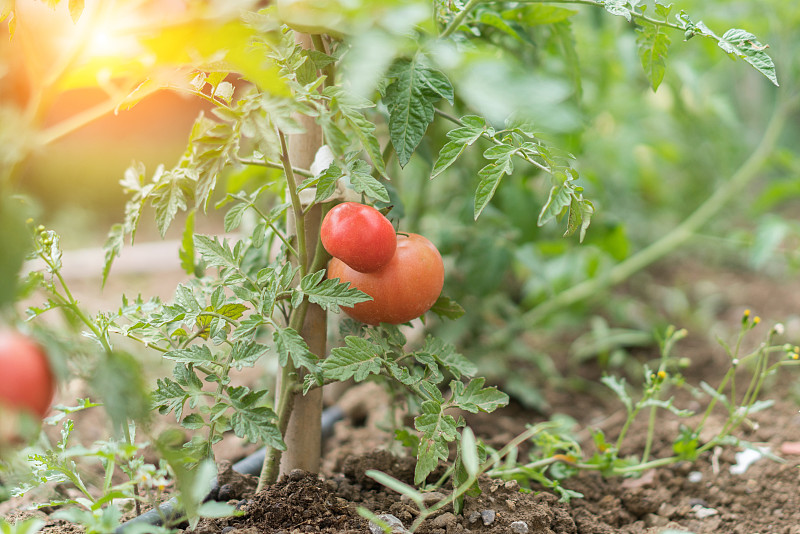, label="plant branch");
[279,131,309,277]
[239,158,314,178]
[440,0,484,39]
